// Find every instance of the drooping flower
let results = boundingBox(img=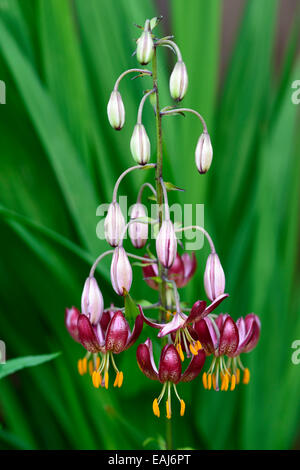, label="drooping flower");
[204,252,225,301]
[129,202,148,248]
[143,252,197,290]
[195,132,213,174]
[136,19,154,65]
[139,295,228,360]
[110,247,133,296]
[137,339,205,418]
[169,61,188,101]
[81,276,104,325]
[66,307,143,389]
[195,313,261,391]
[155,220,177,268]
[107,90,125,130]
[104,202,125,247]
